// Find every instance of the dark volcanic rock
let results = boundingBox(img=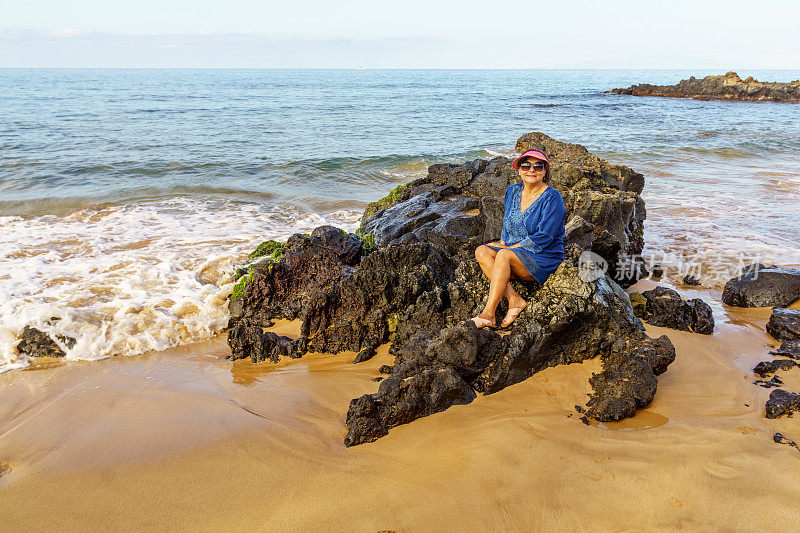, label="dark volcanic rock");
[17,325,76,358]
[231,133,677,446]
[753,359,798,377]
[770,340,800,360]
[650,265,664,278]
[766,389,800,419]
[766,308,800,342]
[344,247,676,444]
[353,346,377,364]
[631,286,714,334]
[345,366,476,447]
[754,376,783,388]
[229,225,365,327]
[722,264,800,308]
[227,319,303,363]
[608,72,800,103]
[228,225,456,358]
